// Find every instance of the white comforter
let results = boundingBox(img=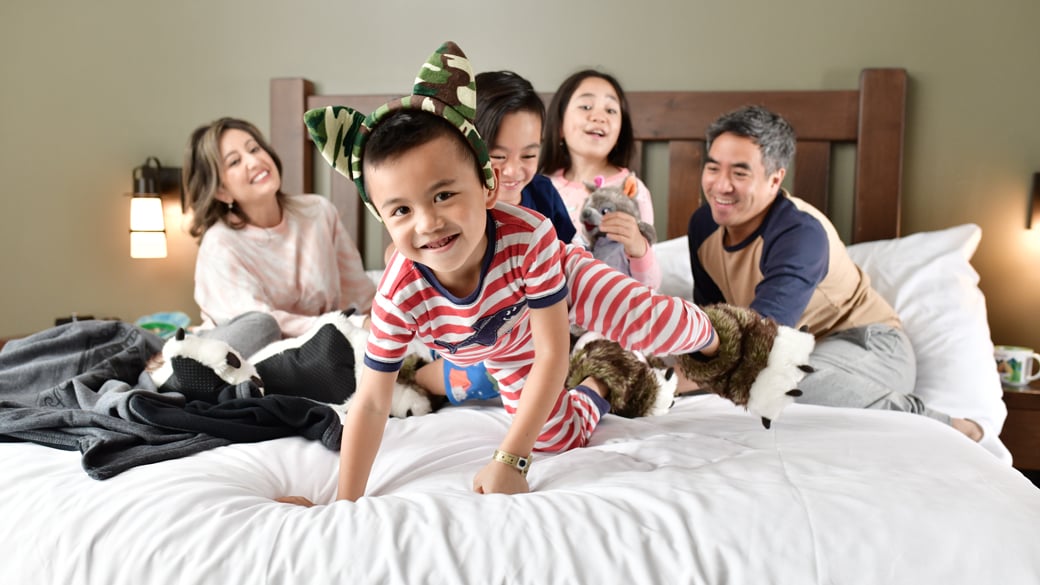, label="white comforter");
[3,395,1038,584]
